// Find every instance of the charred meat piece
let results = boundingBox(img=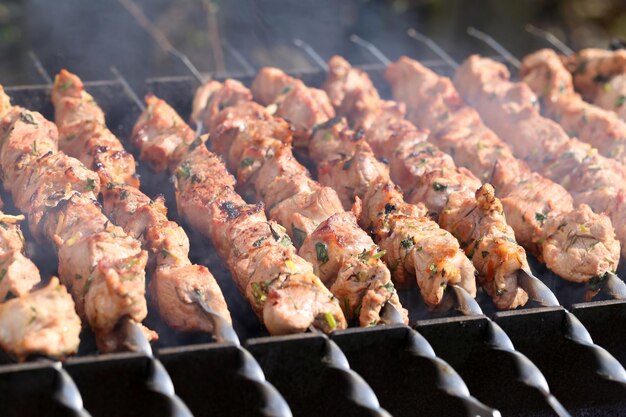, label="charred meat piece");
[387,55,622,286]
[561,48,626,103]
[520,49,626,163]
[197,78,407,325]
[252,67,478,308]
[453,55,623,271]
[313,57,528,308]
[52,70,231,333]
[0,278,81,361]
[0,97,150,352]
[0,208,80,361]
[133,96,347,334]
